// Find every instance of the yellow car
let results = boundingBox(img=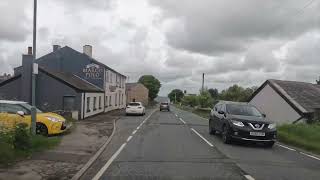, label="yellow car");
[0,100,67,135]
